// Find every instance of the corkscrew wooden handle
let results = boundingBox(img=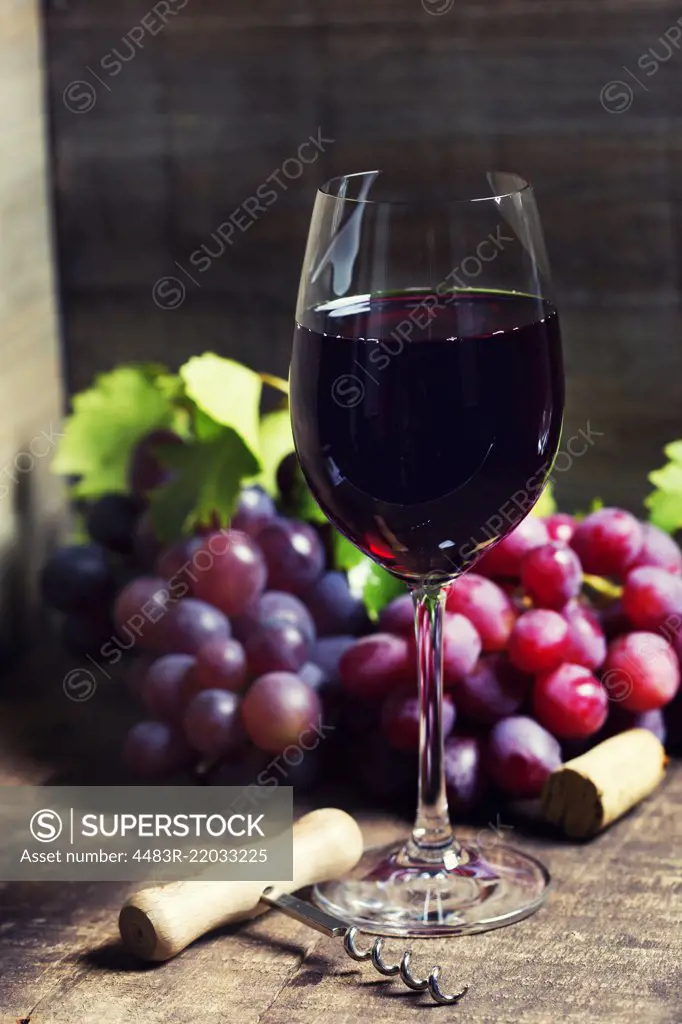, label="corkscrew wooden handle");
[119,808,364,961]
